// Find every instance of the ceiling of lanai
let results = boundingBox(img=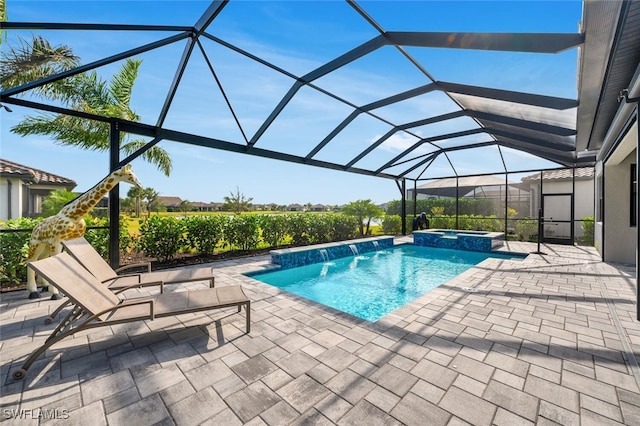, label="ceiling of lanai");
[1,0,639,182]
